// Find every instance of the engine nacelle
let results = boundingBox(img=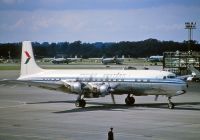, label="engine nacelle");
[87,84,111,97]
[64,82,82,93]
[63,82,112,97]
[99,84,111,97]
